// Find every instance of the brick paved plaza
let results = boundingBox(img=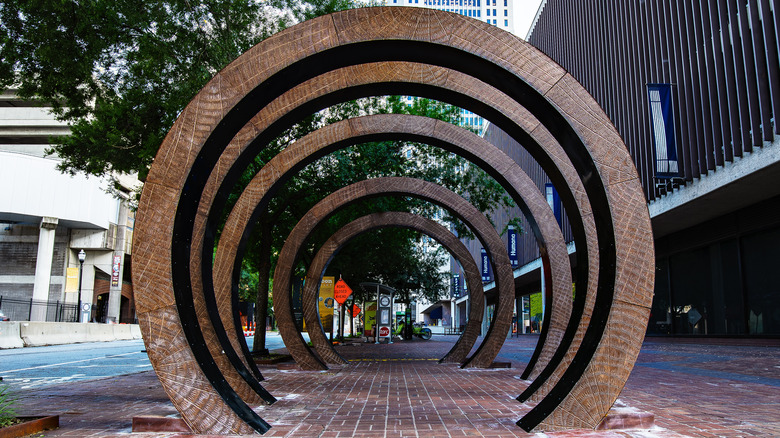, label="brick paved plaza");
[11,335,780,437]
